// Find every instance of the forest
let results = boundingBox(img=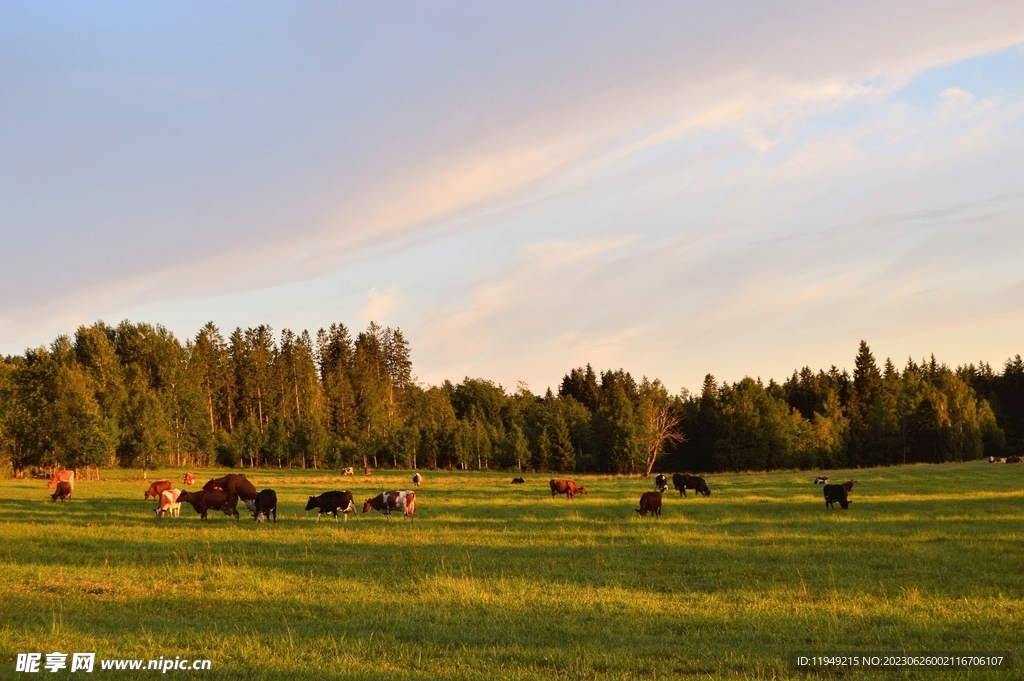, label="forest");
[1,320,1021,477]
